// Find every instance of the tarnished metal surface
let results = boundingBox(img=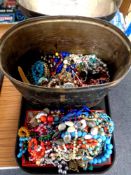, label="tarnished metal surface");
[17,0,123,19]
[0,16,130,106]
